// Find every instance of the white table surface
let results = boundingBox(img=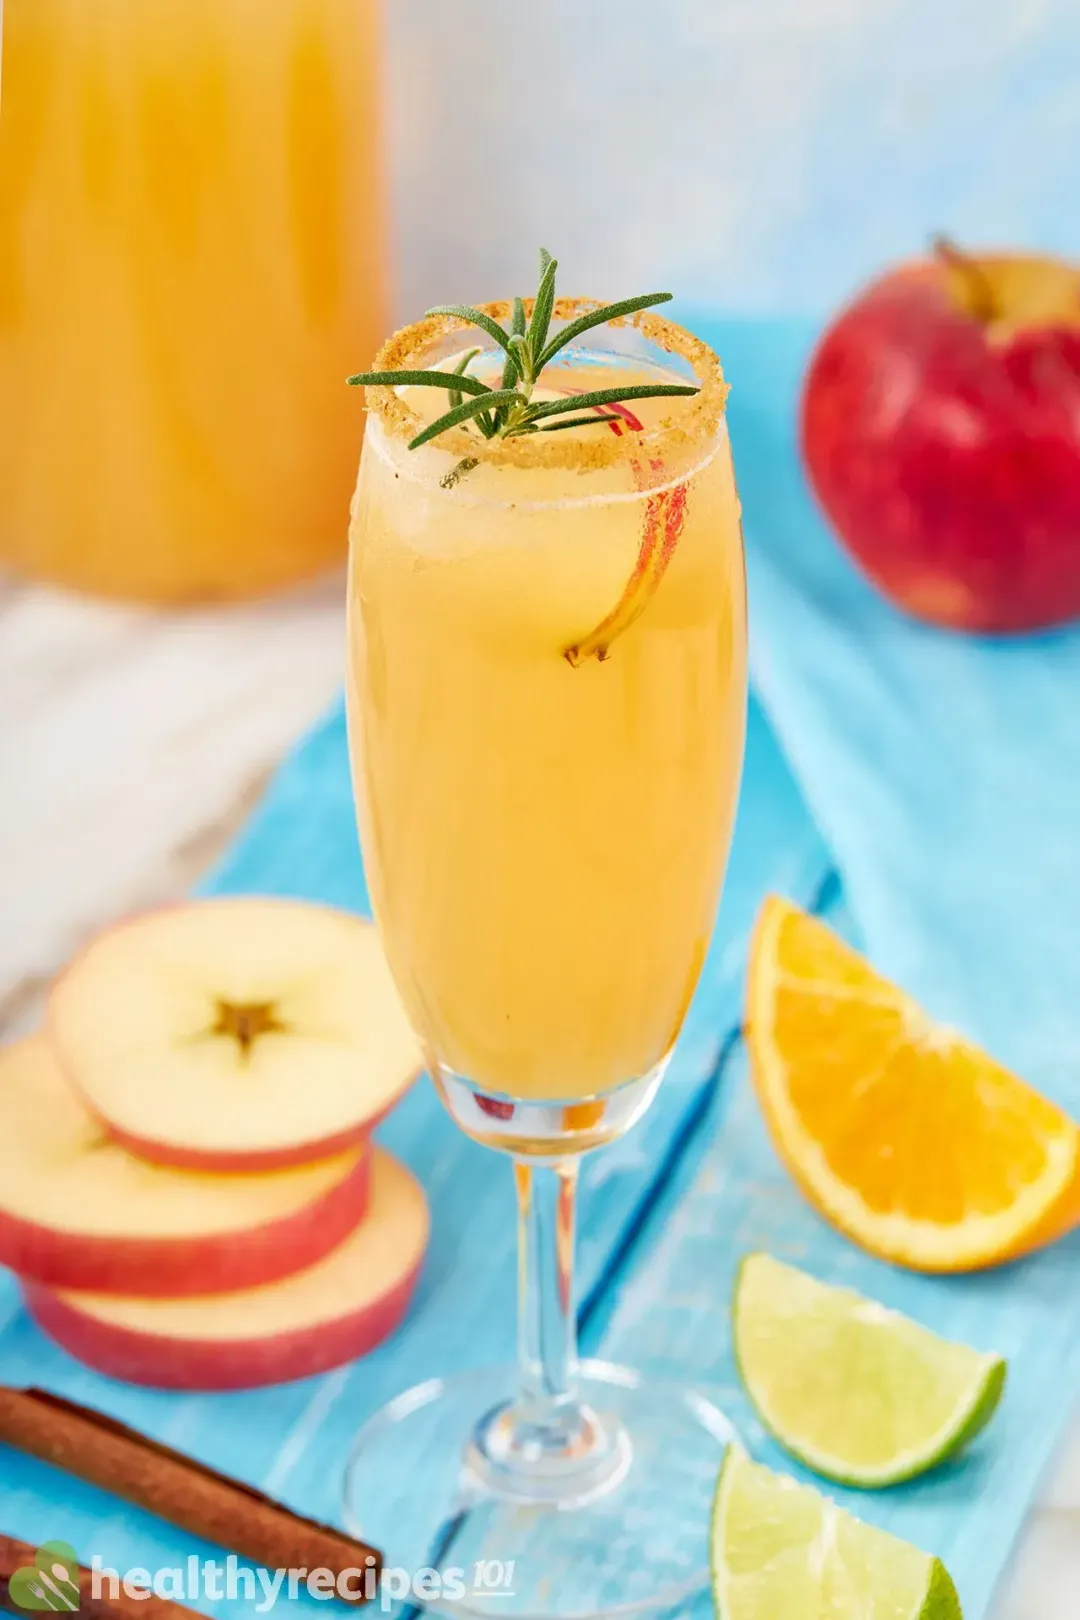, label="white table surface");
[0,572,1074,1617]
